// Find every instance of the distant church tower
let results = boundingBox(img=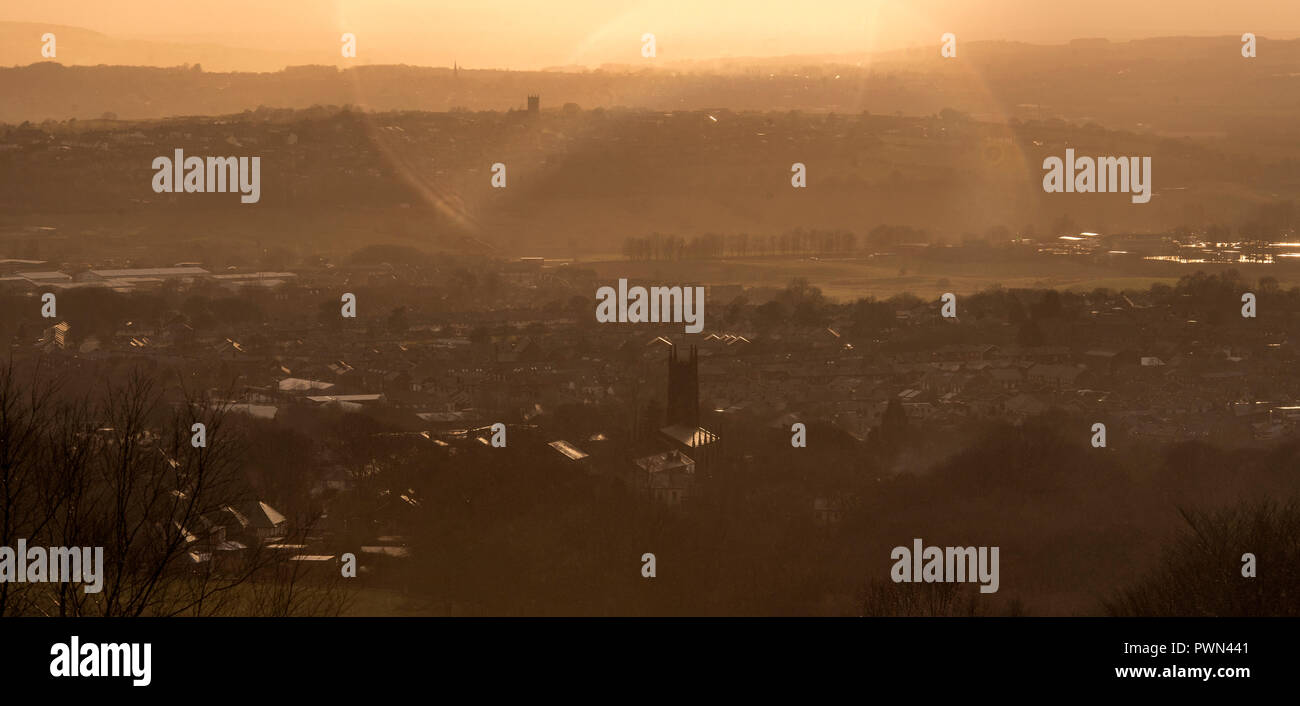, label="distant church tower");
[527,95,540,114]
[666,345,699,428]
